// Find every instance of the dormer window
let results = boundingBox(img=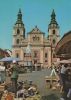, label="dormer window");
[17,29,20,34]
